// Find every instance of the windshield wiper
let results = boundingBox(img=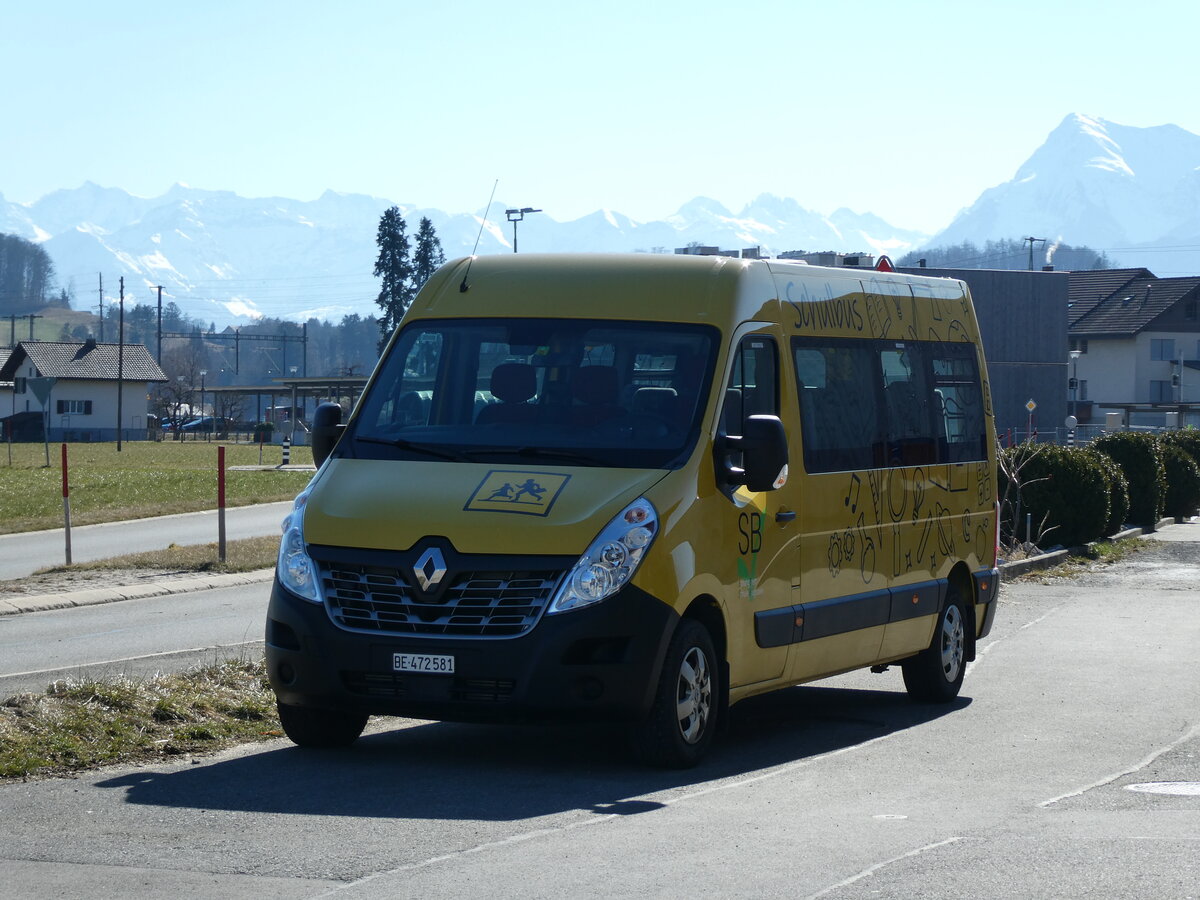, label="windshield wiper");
[355,435,465,461]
